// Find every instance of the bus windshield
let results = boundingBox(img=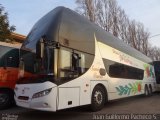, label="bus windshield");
[0,45,12,59]
[17,44,56,84]
[17,8,61,84]
[153,61,160,84]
